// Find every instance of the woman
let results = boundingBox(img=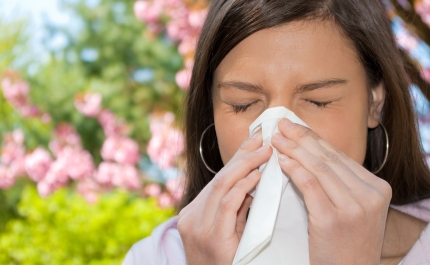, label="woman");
[123,0,430,264]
